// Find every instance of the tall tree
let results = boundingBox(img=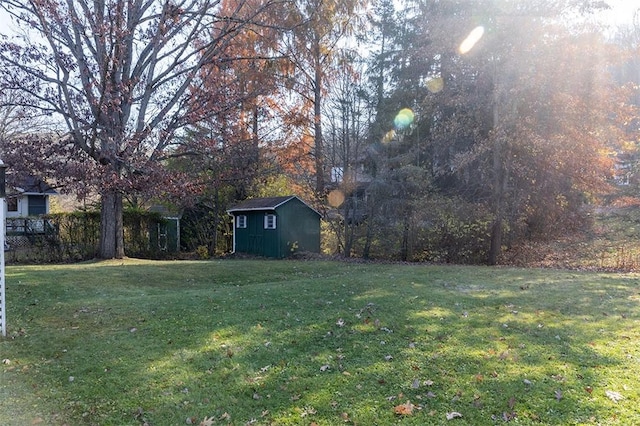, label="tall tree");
[0,0,280,258]
[324,53,370,256]
[363,0,617,263]
[453,8,616,264]
[282,0,364,197]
